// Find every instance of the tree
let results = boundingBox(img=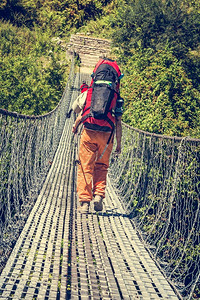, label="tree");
[0,0,33,26]
[121,48,200,138]
[111,0,200,59]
